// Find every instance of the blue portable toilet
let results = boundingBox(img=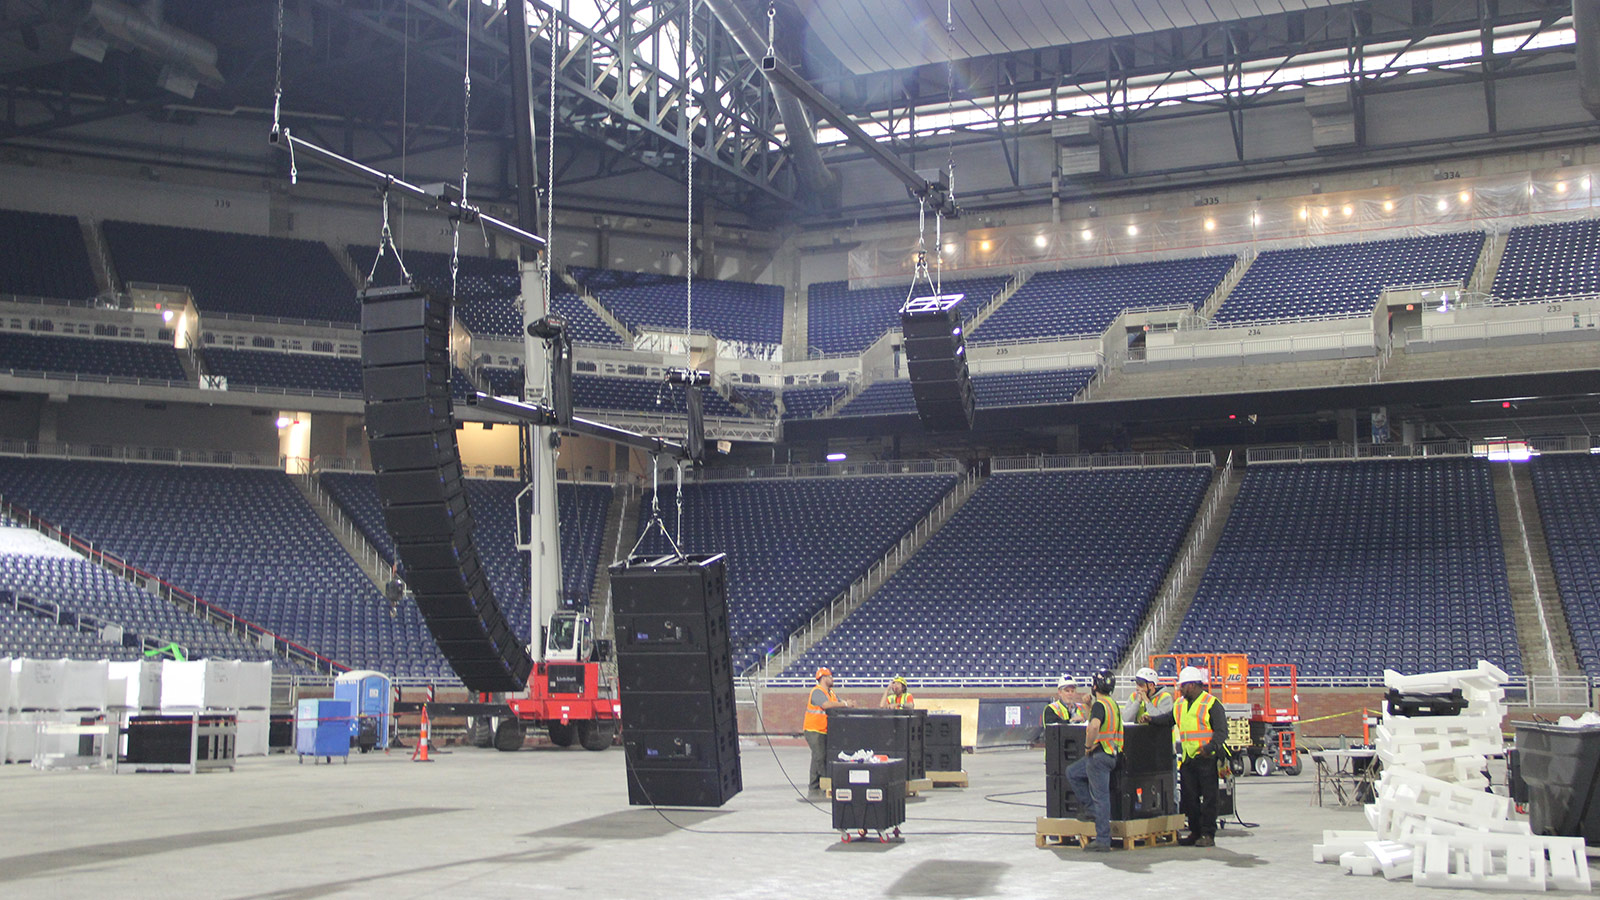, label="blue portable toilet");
[333,670,393,751]
[296,698,351,764]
